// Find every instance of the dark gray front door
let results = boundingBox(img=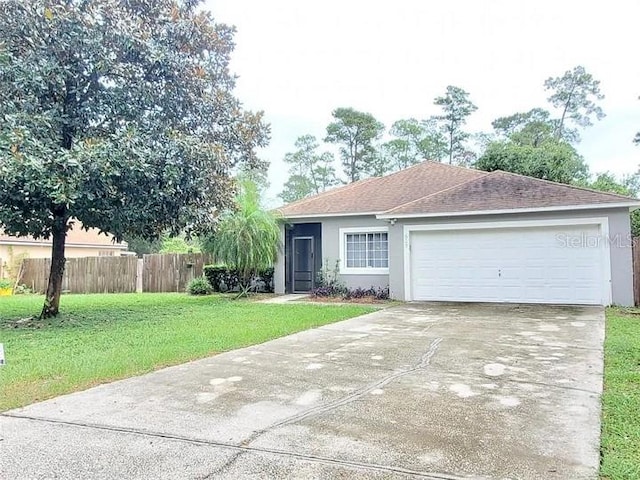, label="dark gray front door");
[293,237,314,293]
